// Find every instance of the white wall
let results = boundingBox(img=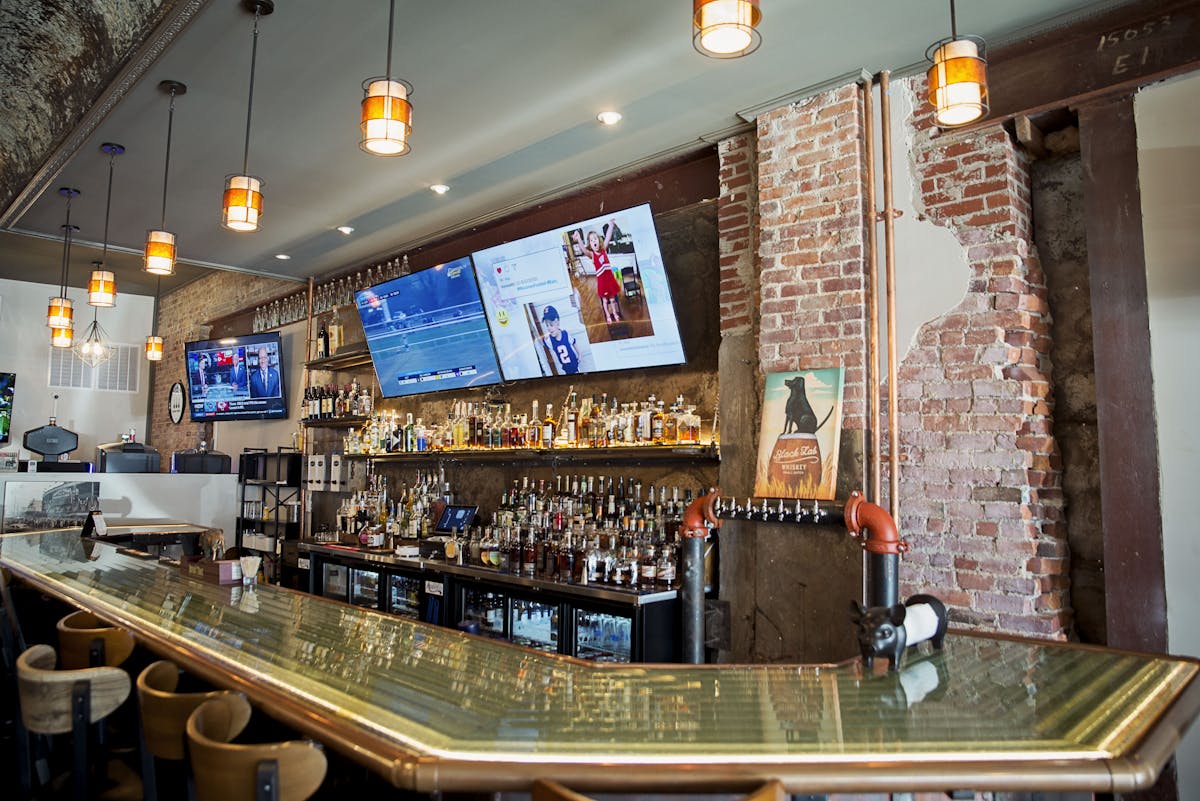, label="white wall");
[0,277,155,463]
[1137,71,1200,793]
